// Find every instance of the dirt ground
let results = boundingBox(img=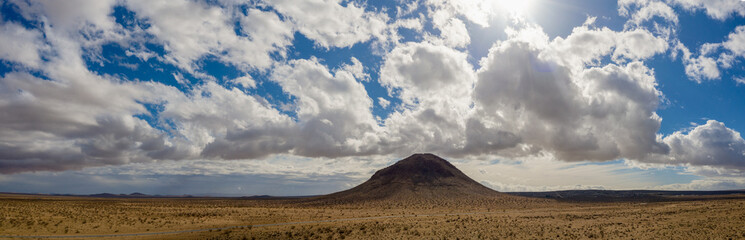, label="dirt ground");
[1,193,744,239]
